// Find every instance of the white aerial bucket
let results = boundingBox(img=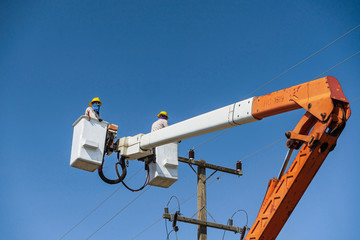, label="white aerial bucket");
[148,143,178,188]
[70,116,109,172]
